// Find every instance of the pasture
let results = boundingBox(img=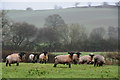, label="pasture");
[2,52,119,78]
[2,63,118,78]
